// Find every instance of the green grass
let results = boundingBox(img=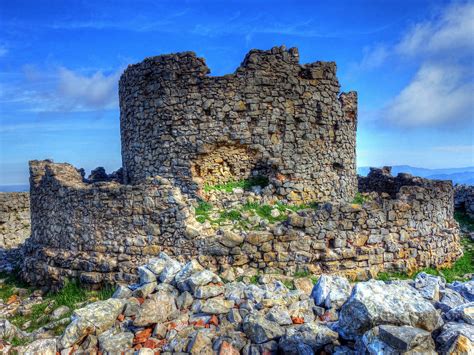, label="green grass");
[203,176,269,193]
[194,199,319,229]
[0,269,31,302]
[293,270,311,278]
[1,274,114,335]
[352,192,371,205]
[10,337,30,347]
[282,279,295,290]
[249,275,259,285]
[377,238,473,283]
